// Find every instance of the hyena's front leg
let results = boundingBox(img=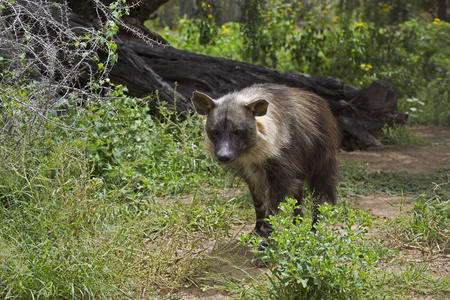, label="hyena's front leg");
[262,176,291,235]
[245,173,272,237]
[250,189,272,238]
